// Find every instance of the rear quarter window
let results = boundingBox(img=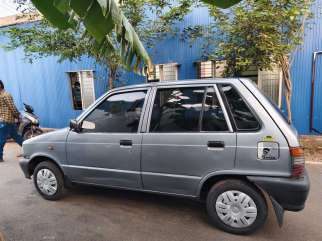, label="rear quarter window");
[220,84,260,131]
